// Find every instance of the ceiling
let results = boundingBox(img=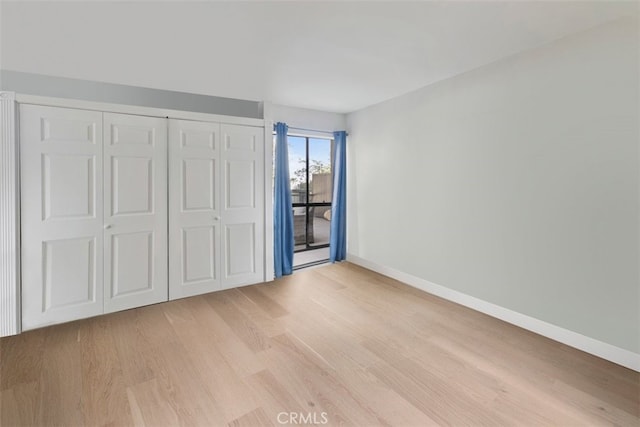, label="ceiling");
[0,1,637,113]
